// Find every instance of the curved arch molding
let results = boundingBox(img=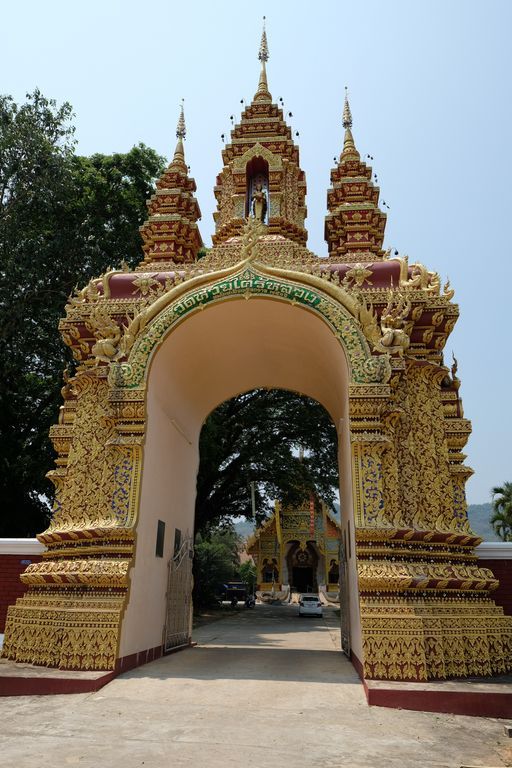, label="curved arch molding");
[110,264,391,390]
